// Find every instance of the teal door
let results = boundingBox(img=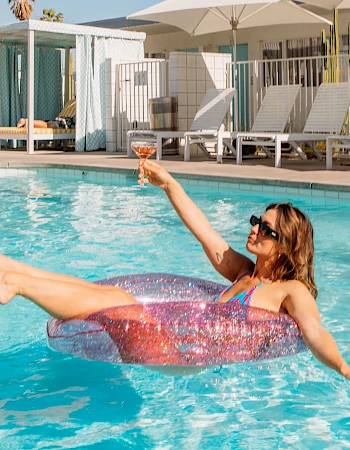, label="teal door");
[219,44,248,130]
